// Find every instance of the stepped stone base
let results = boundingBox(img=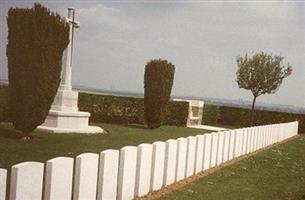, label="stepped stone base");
[37,88,103,134]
